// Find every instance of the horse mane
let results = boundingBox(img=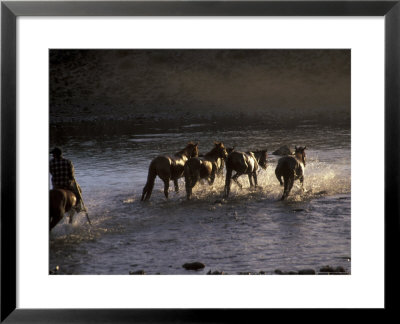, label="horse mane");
[205,142,225,158]
[252,149,267,154]
[204,147,219,158]
[175,142,198,157]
